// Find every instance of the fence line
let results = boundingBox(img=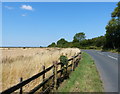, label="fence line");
[1,52,81,94]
